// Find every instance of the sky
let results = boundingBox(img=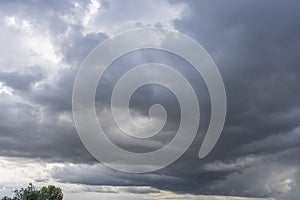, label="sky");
[0,0,300,199]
